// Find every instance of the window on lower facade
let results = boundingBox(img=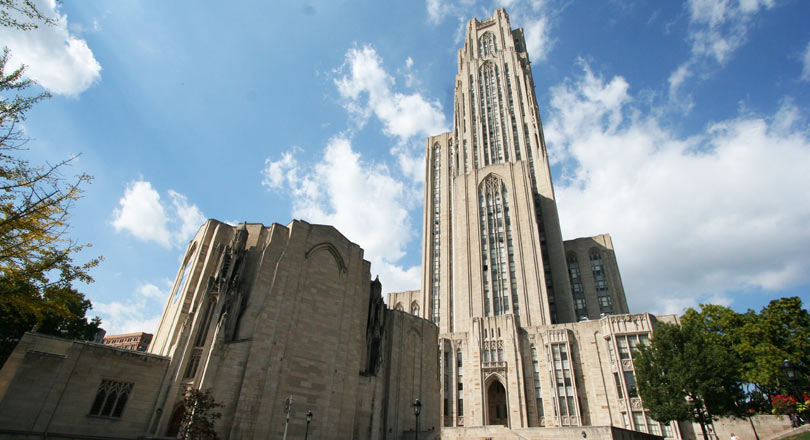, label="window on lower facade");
[89,380,134,418]
[624,371,638,398]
